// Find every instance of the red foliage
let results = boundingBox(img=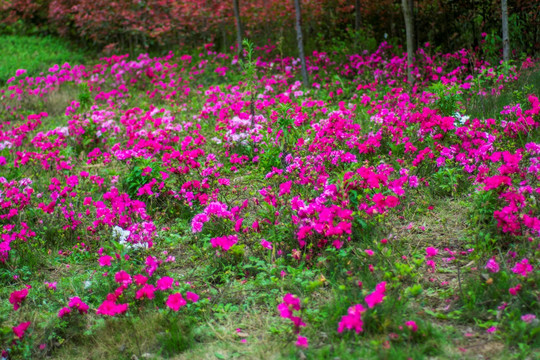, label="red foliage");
[0,0,539,54]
